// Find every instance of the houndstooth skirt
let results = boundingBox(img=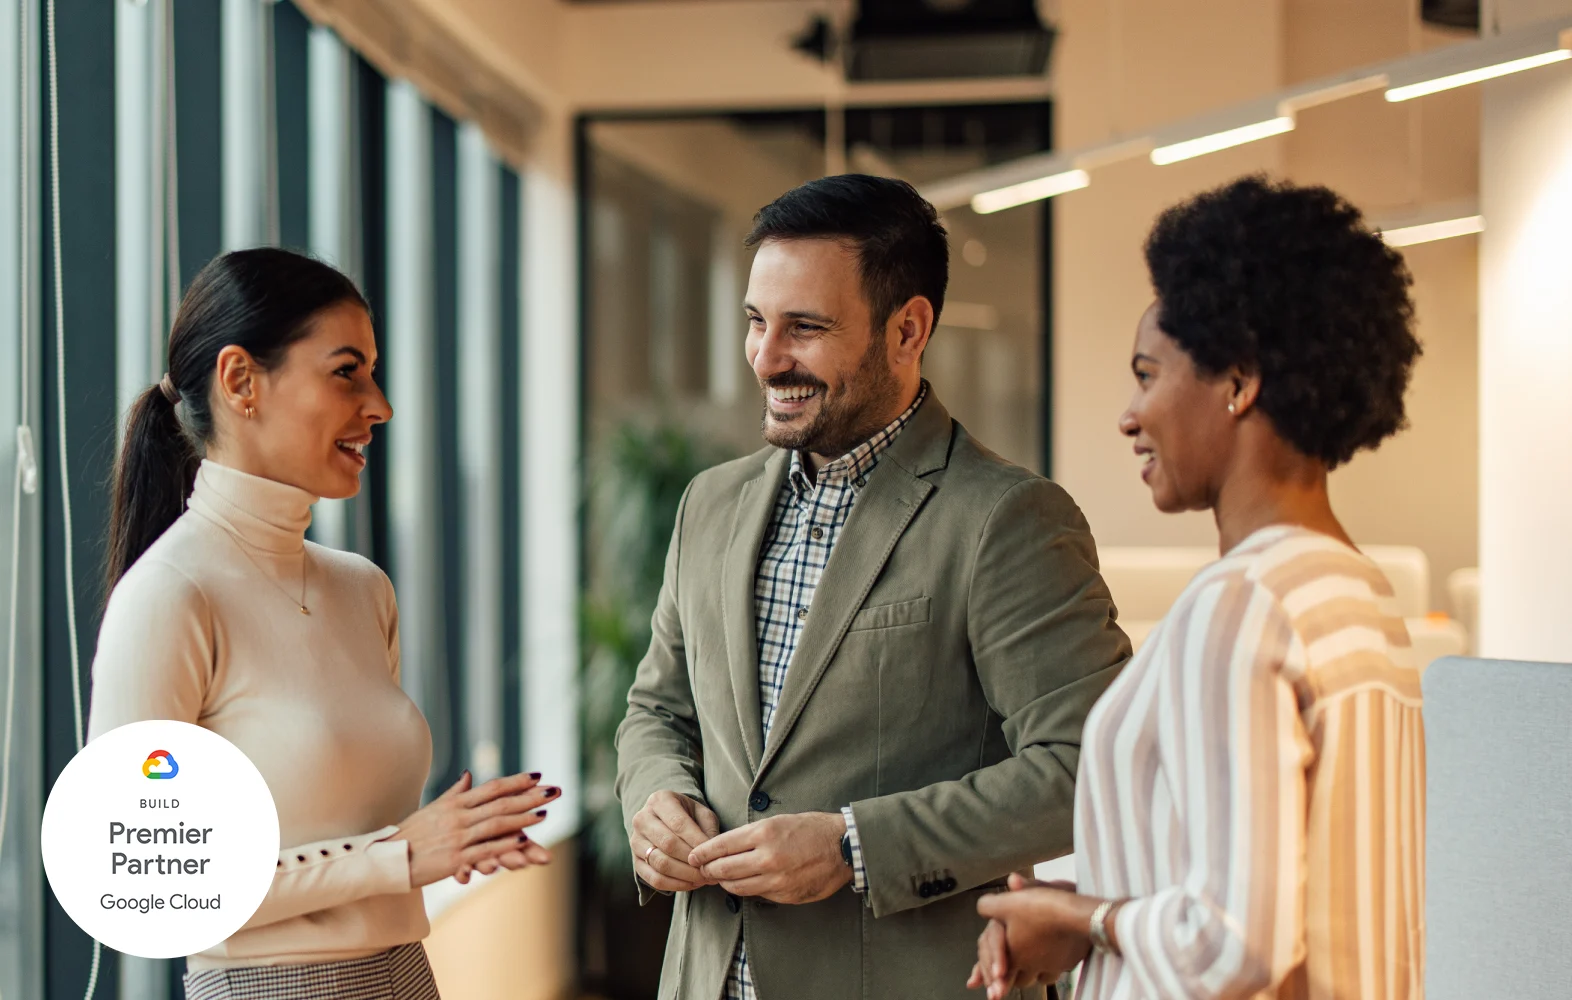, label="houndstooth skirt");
[183,943,441,1000]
